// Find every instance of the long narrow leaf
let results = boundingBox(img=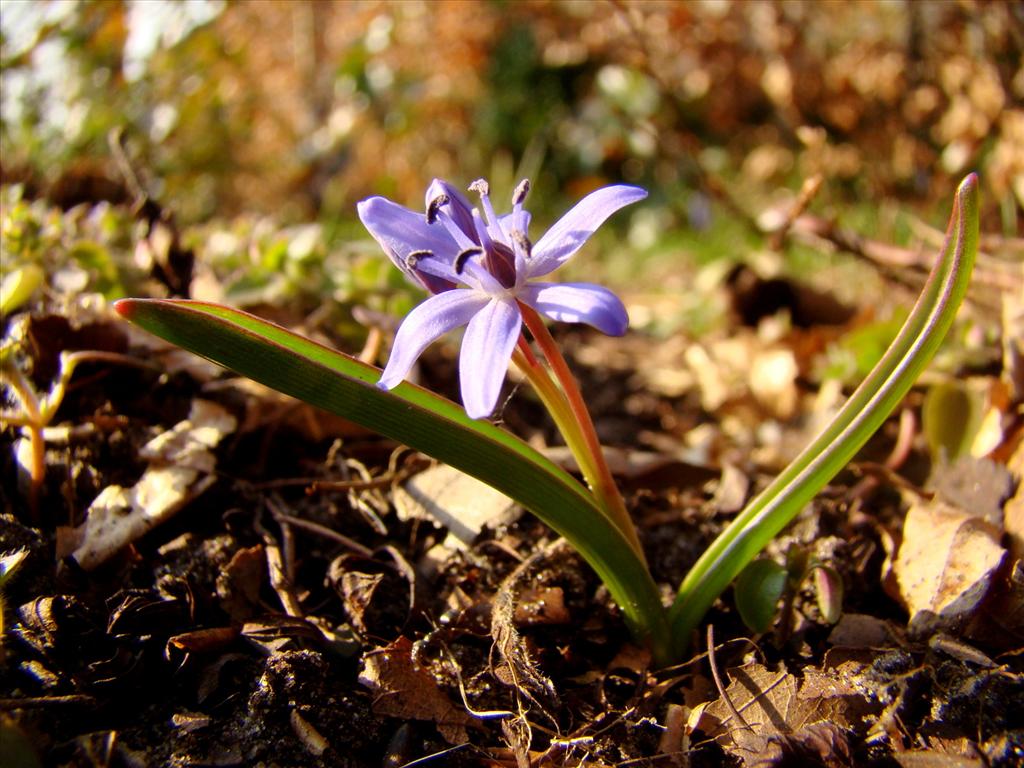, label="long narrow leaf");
[667,174,980,657]
[114,298,671,661]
